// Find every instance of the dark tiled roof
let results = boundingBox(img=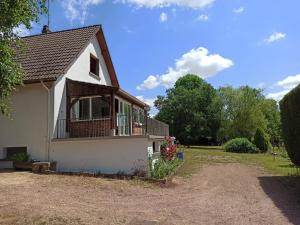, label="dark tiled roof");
[17,25,100,82]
